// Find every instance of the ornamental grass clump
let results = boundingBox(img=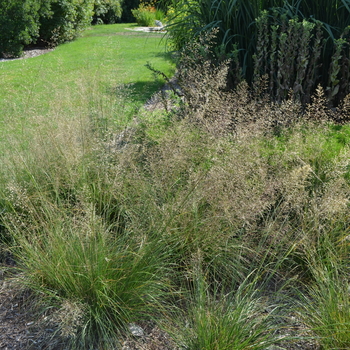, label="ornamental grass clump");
[8,207,170,349]
[296,226,350,349]
[169,268,286,350]
[0,105,171,349]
